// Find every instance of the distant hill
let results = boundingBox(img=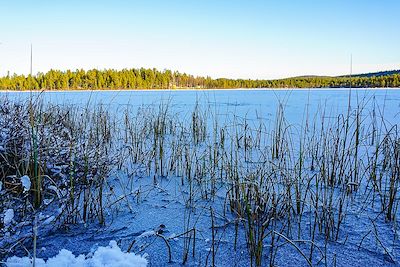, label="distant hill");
[338,70,400,78]
[273,69,400,88]
[289,70,400,80]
